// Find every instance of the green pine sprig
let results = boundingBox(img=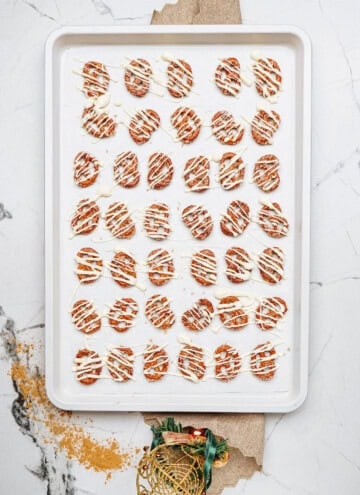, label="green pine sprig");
[150,417,183,450]
[150,417,228,460]
[184,438,228,459]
